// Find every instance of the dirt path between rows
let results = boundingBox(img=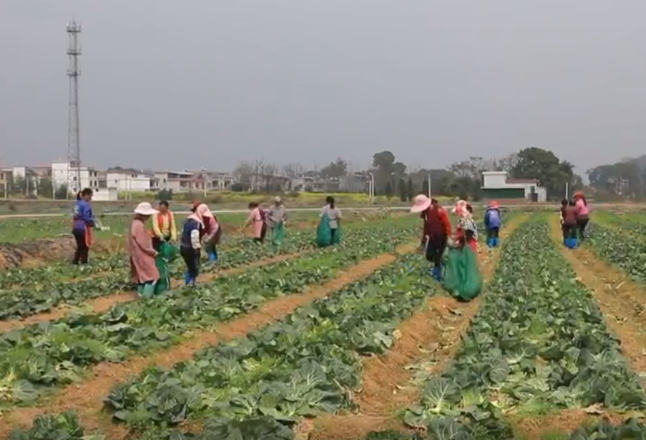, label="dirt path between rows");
[0,252,305,333]
[509,219,646,439]
[0,245,417,440]
[307,217,527,440]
